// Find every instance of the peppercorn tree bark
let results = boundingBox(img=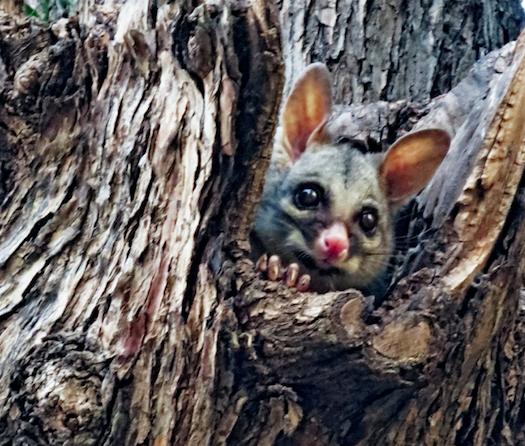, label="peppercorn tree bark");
[0,1,523,445]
